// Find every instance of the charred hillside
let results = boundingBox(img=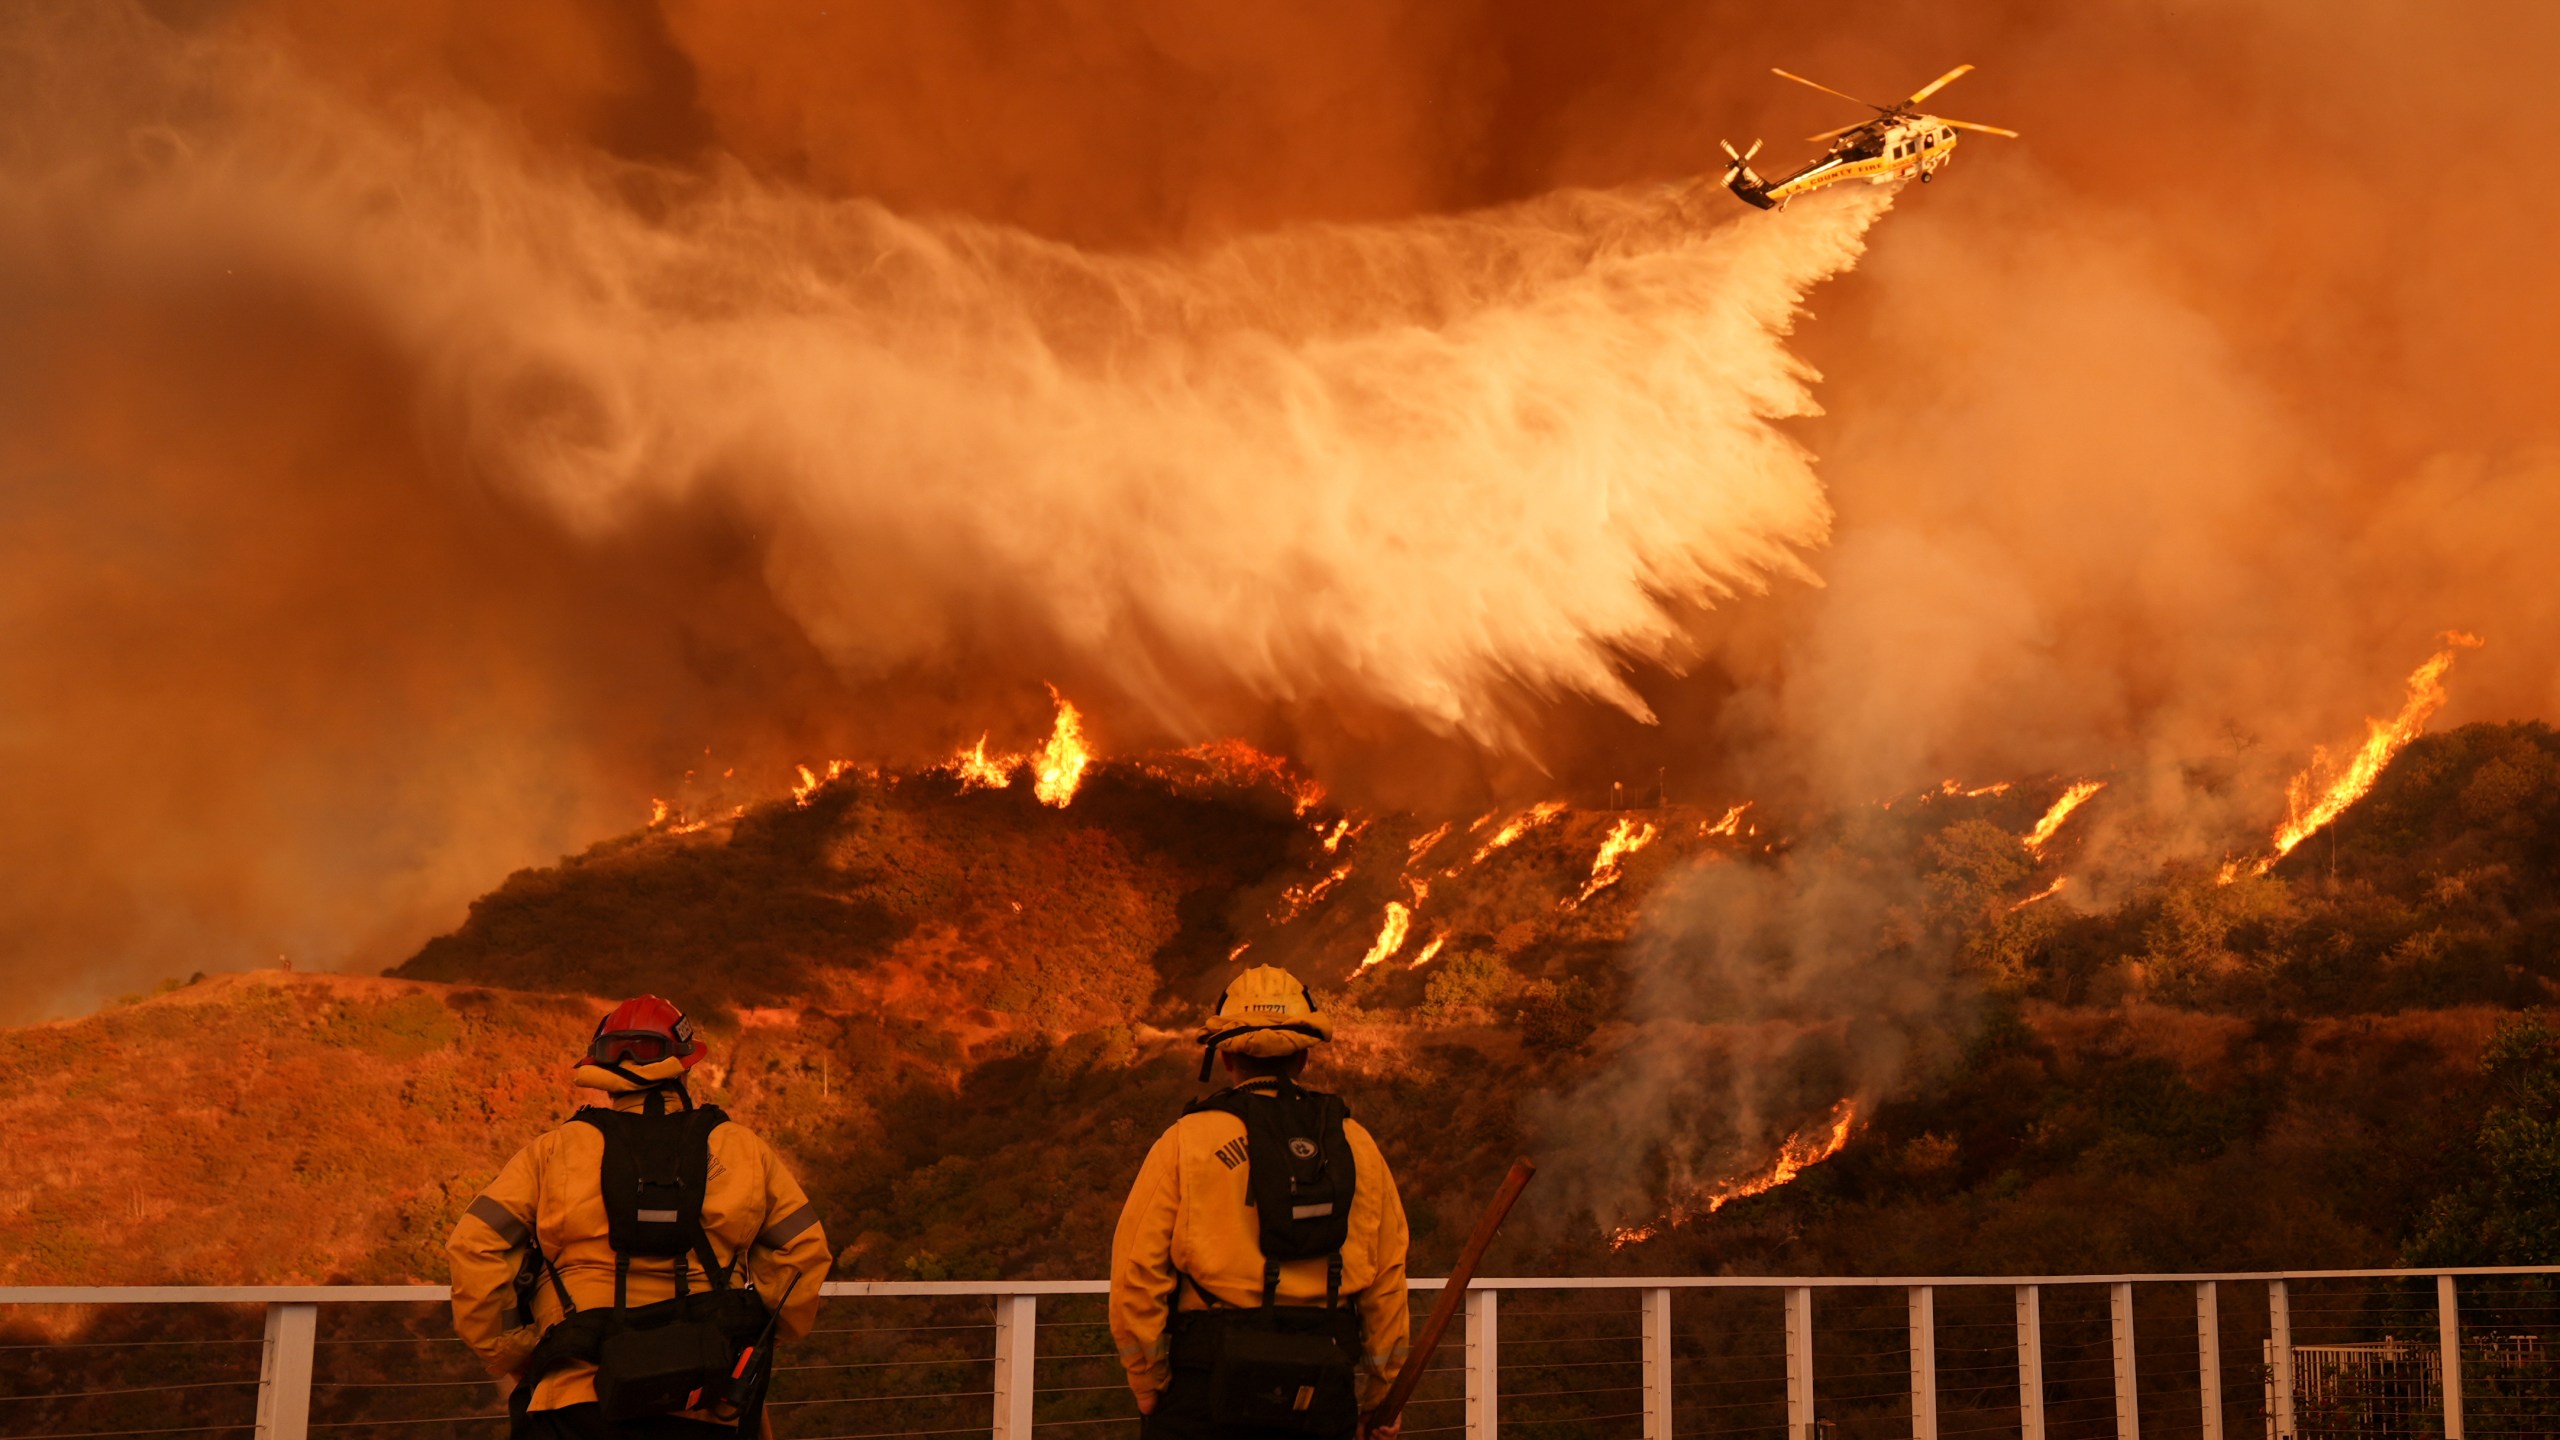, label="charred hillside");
[6,723,2560,1294]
